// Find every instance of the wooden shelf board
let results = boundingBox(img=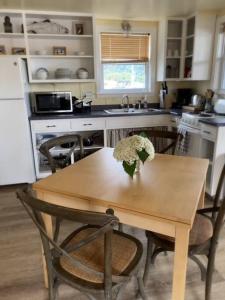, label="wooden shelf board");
[166,56,181,59]
[27,33,93,39]
[167,37,182,40]
[0,32,24,38]
[186,34,194,39]
[30,78,95,83]
[29,55,94,59]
